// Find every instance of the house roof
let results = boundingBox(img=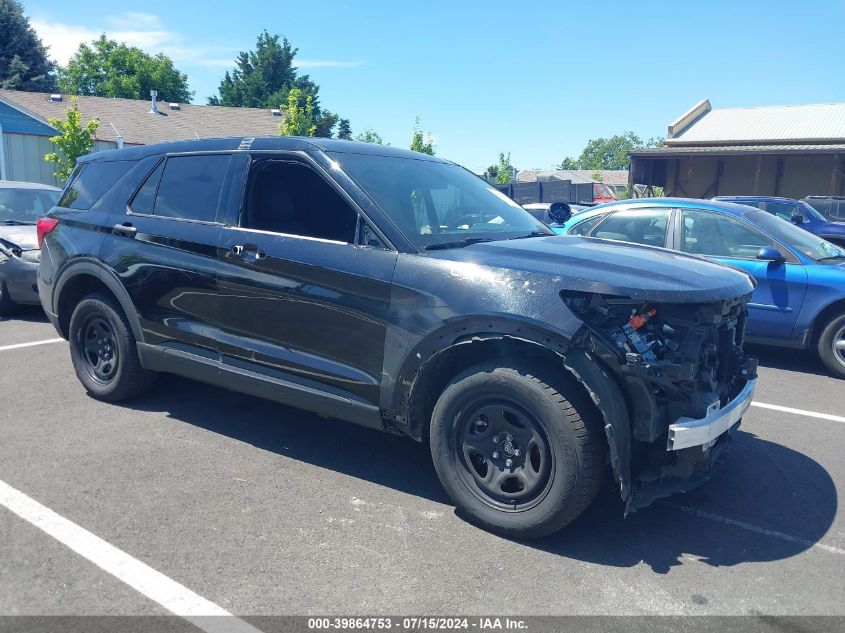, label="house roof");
[0,89,284,145]
[667,100,845,146]
[516,169,628,186]
[630,143,845,158]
